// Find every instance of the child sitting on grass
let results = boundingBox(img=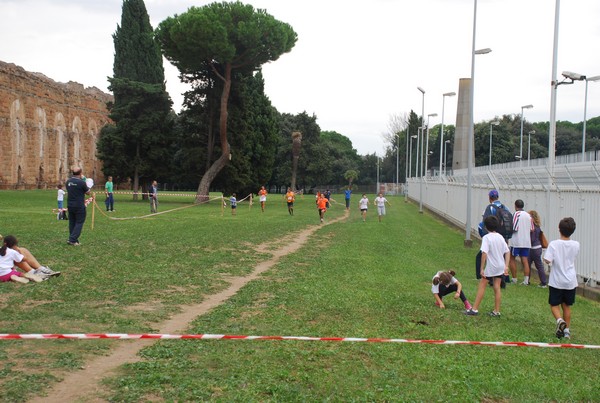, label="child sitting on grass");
[466,215,510,317]
[0,235,44,284]
[544,217,579,340]
[431,270,472,310]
